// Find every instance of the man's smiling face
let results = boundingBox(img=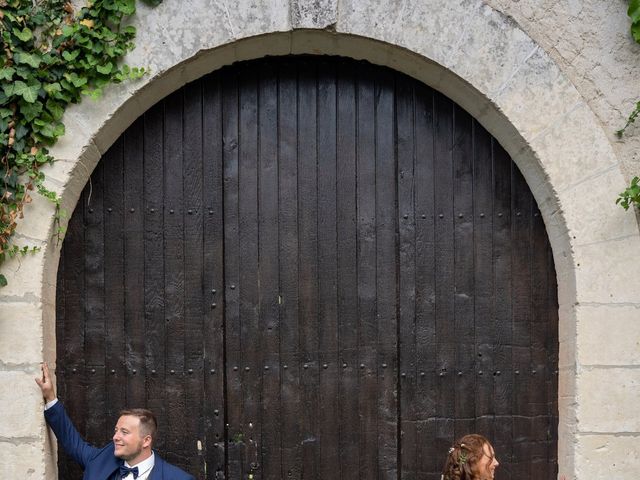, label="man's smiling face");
[113,415,149,465]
